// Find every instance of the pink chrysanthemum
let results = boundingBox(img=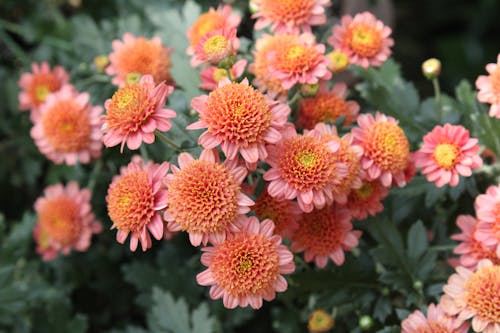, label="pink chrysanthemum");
[188,79,290,166]
[475,184,500,258]
[252,0,330,34]
[186,5,241,56]
[345,180,389,220]
[267,33,331,89]
[196,216,295,309]
[253,188,301,239]
[106,33,173,87]
[106,156,169,251]
[328,12,393,69]
[298,82,360,130]
[352,112,410,187]
[200,59,247,91]
[415,124,482,188]
[102,74,176,152]
[401,303,469,333]
[440,259,500,333]
[191,28,239,67]
[18,61,69,116]
[476,54,500,118]
[290,205,361,268]
[264,125,348,213]
[30,86,103,165]
[452,215,500,270]
[164,150,254,246]
[33,181,102,261]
